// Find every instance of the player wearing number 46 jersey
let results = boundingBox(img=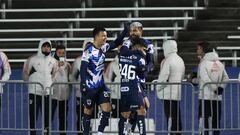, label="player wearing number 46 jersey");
[118,38,147,135]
